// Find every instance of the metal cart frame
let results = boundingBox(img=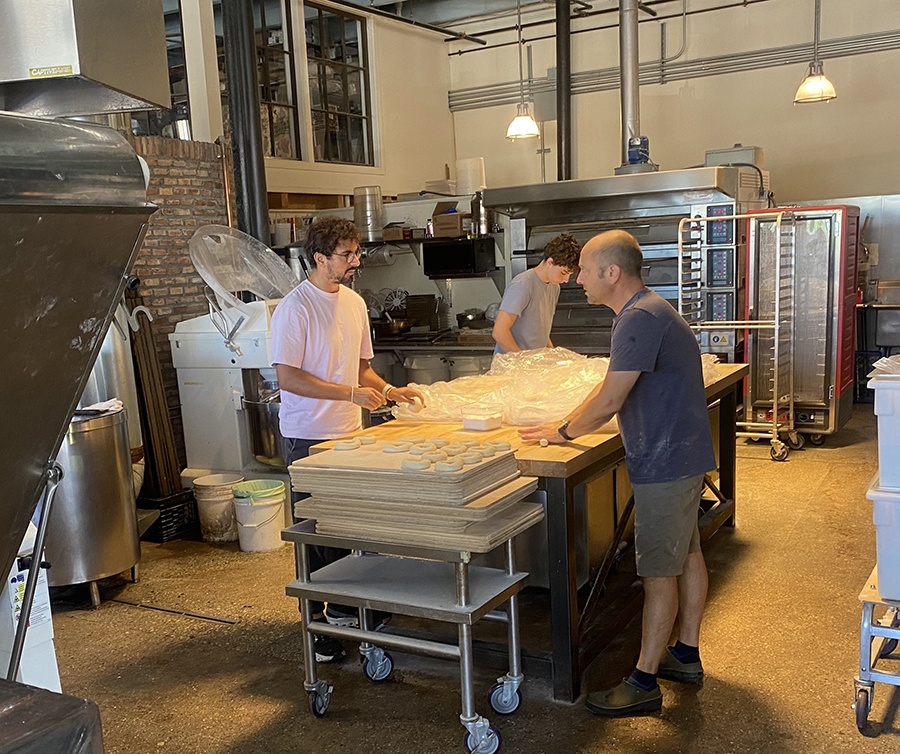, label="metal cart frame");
[283,521,532,754]
[854,566,900,733]
[678,211,799,461]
